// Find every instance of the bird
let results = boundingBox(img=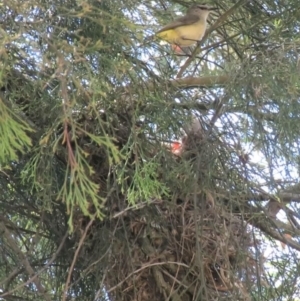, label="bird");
[156,4,217,49]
